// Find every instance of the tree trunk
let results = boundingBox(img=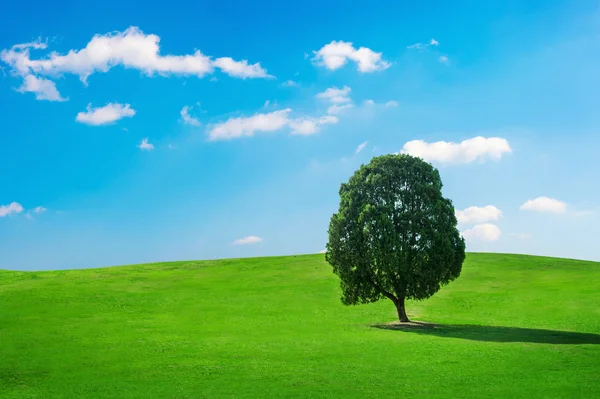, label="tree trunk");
[395,296,410,322]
